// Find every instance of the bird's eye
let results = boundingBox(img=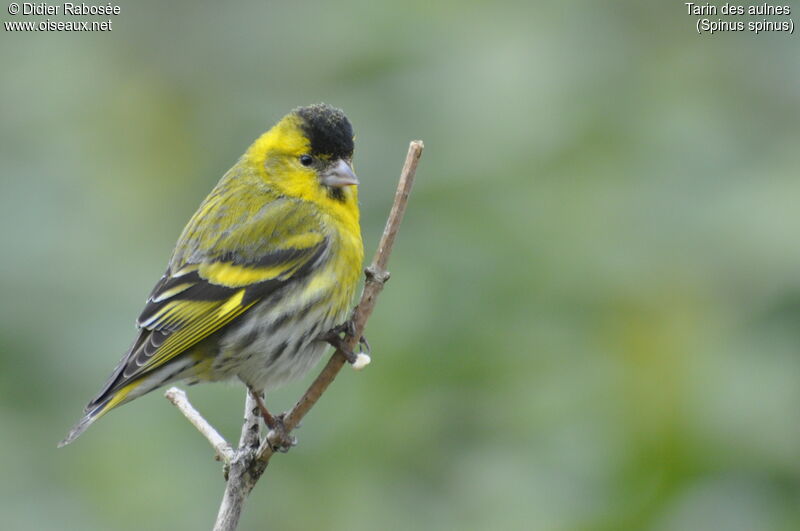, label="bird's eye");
[299,154,313,166]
